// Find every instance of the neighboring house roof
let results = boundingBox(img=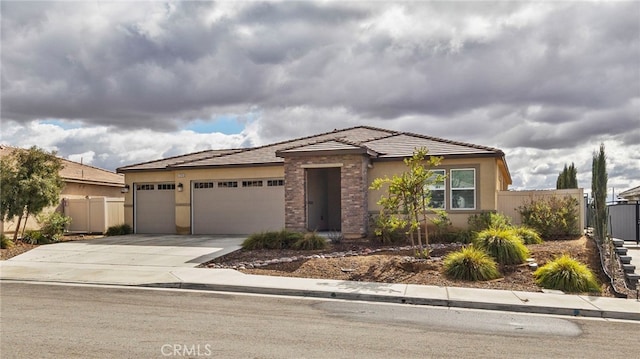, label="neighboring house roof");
[619,185,640,200]
[0,145,124,187]
[117,126,511,182]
